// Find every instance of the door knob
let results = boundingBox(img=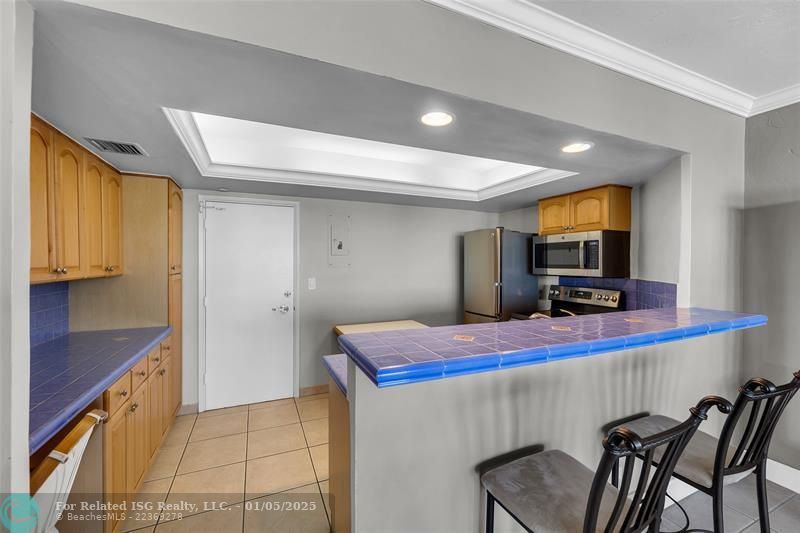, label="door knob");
[272,305,290,313]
